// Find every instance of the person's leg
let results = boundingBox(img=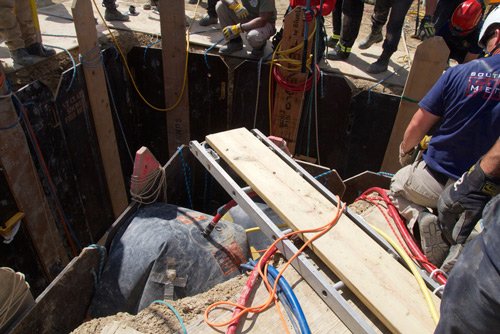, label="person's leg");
[0,0,36,65]
[366,0,412,73]
[246,22,275,57]
[103,0,128,21]
[327,0,343,47]
[200,0,219,26]
[327,0,364,60]
[358,0,390,50]
[216,1,244,54]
